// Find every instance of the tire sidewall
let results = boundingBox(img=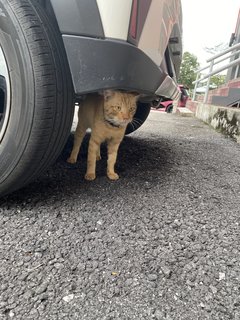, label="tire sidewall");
[0,1,34,184]
[166,104,173,113]
[125,102,150,135]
